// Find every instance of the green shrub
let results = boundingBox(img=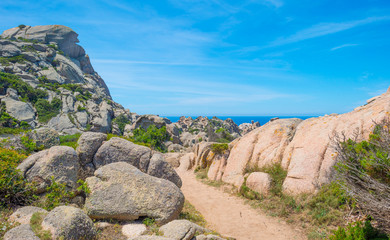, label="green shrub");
[260,163,287,196]
[132,125,169,152]
[112,114,130,135]
[41,177,74,211]
[334,119,390,233]
[18,24,26,29]
[0,147,35,207]
[59,133,81,149]
[0,55,26,66]
[20,134,43,154]
[35,98,62,123]
[329,220,388,240]
[210,143,228,154]
[0,72,47,104]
